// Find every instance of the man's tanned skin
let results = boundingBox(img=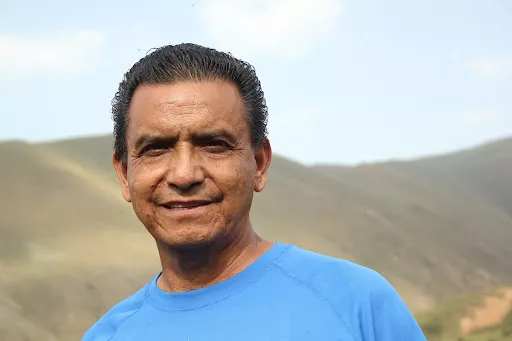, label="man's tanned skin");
[113,81,273,293]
